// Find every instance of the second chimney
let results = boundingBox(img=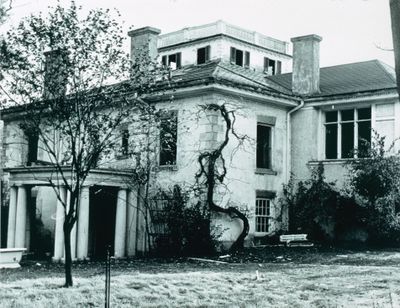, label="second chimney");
[127,26,161,64]
[291,34,322,96]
